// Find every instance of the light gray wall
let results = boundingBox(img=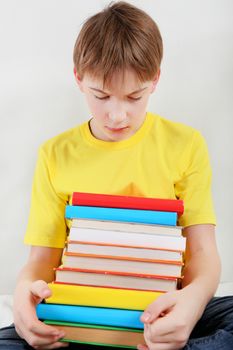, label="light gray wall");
[0,0,232,294]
